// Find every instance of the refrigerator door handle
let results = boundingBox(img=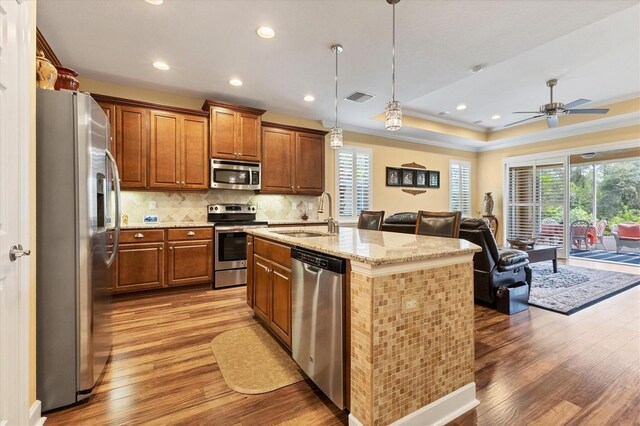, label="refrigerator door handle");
[105,150,121,267]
